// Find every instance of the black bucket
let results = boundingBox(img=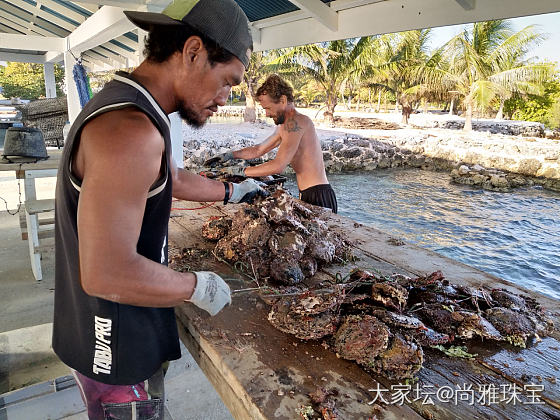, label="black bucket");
[1,127,49,163]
